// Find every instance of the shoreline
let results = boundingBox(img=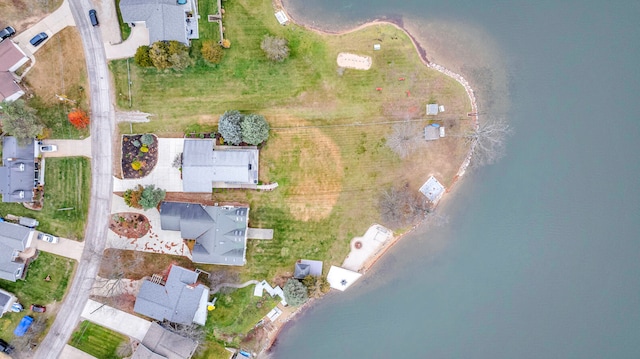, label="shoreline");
[260,1,480,356]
